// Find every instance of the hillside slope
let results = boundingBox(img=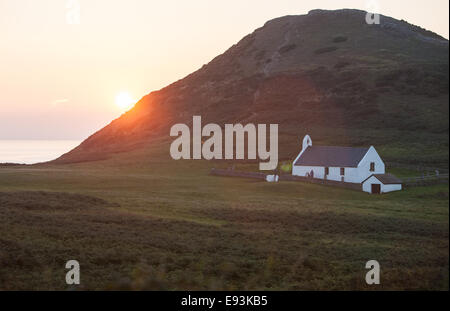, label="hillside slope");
[55,9,449,166]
